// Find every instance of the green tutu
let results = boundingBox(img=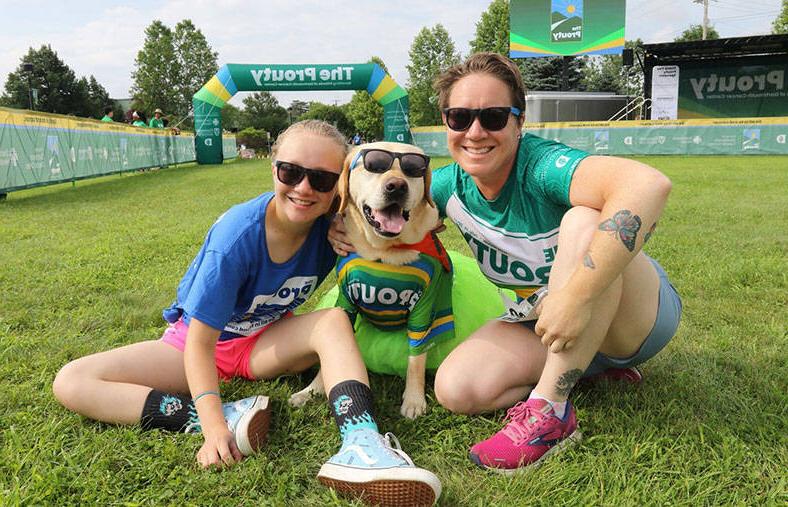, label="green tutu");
[316,251,513,377]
